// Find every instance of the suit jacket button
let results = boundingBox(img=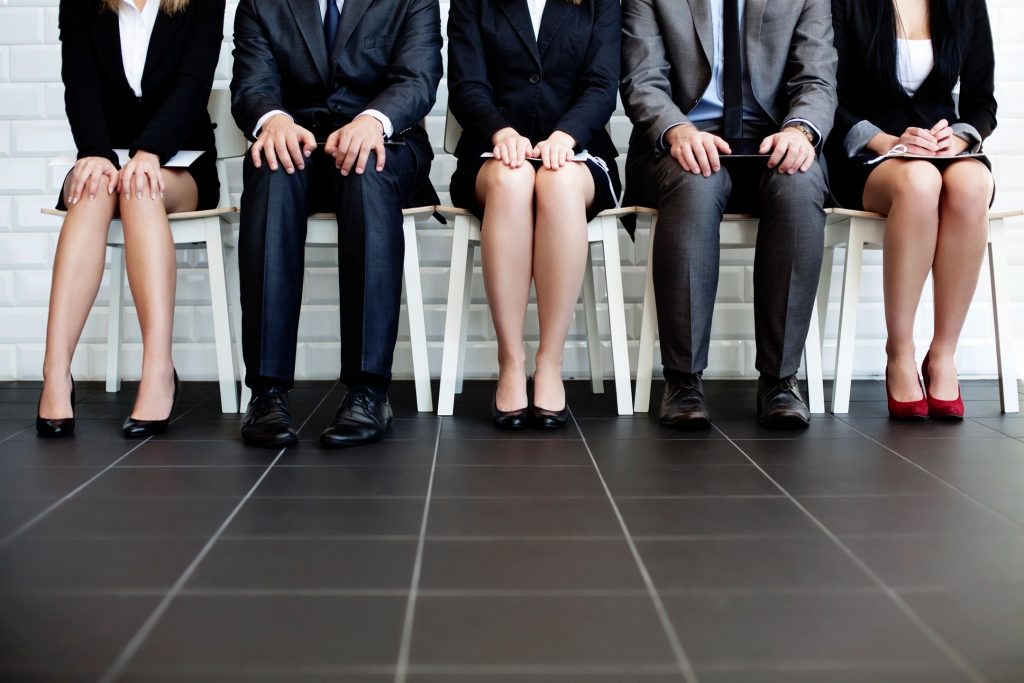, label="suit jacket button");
[530,74,540,84]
